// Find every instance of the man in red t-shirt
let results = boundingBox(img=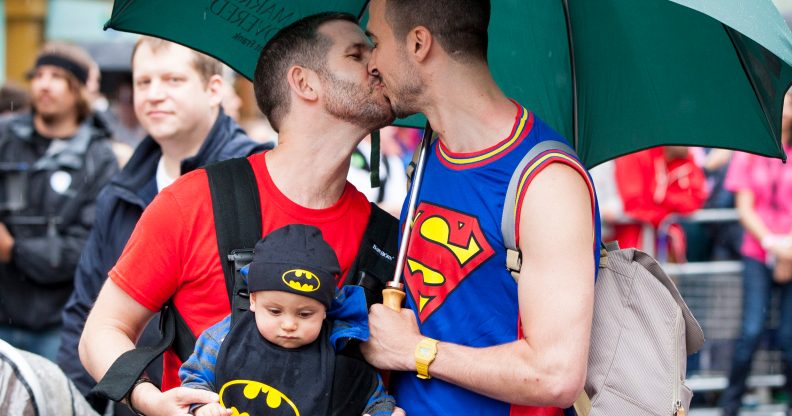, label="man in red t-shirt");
[79,13,395,416]
[613,146,707,260]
